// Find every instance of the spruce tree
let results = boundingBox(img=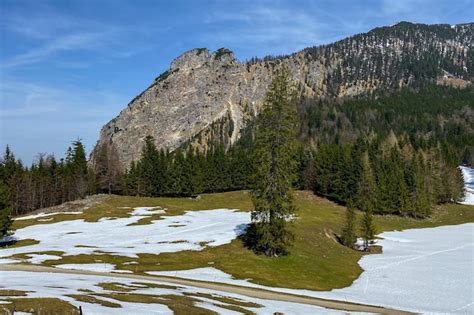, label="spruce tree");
[0,182,12,239]
[357,151,377,212]
[243,65,298,257]
[93,142,122,194]
[341,200,357,248]
[137,136,161,196]
[67,139,89,199]
[411,153,431,218]
[360,200,376,251]
[125,161,139,196]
